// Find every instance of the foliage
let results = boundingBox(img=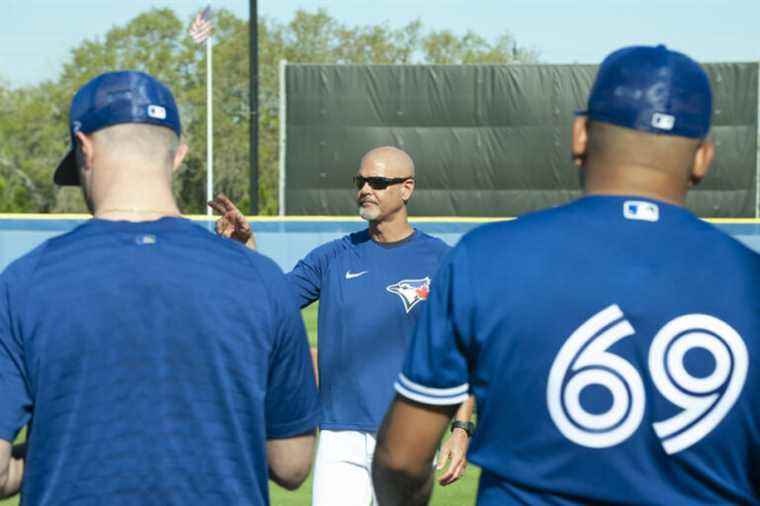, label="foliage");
[0,8,537,214]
